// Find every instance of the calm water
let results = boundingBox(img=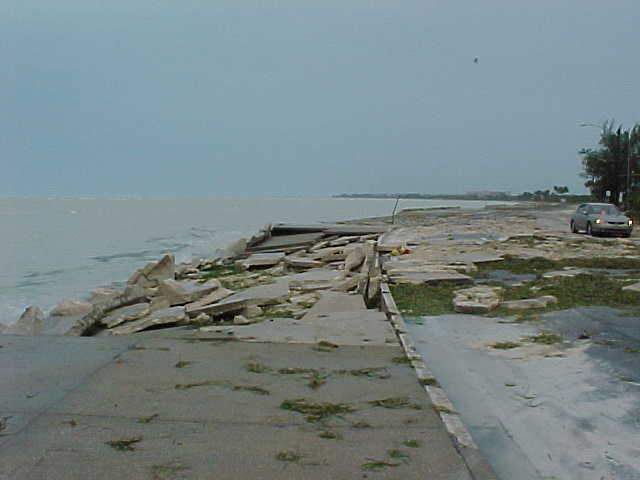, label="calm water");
[0,196,506,325]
